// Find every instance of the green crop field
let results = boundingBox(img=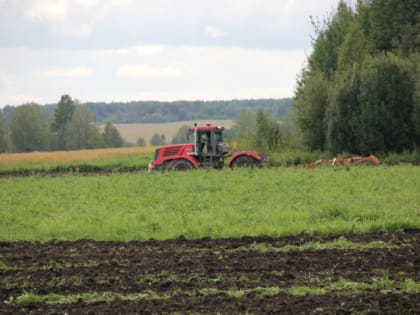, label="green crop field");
[0,166,418,242]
